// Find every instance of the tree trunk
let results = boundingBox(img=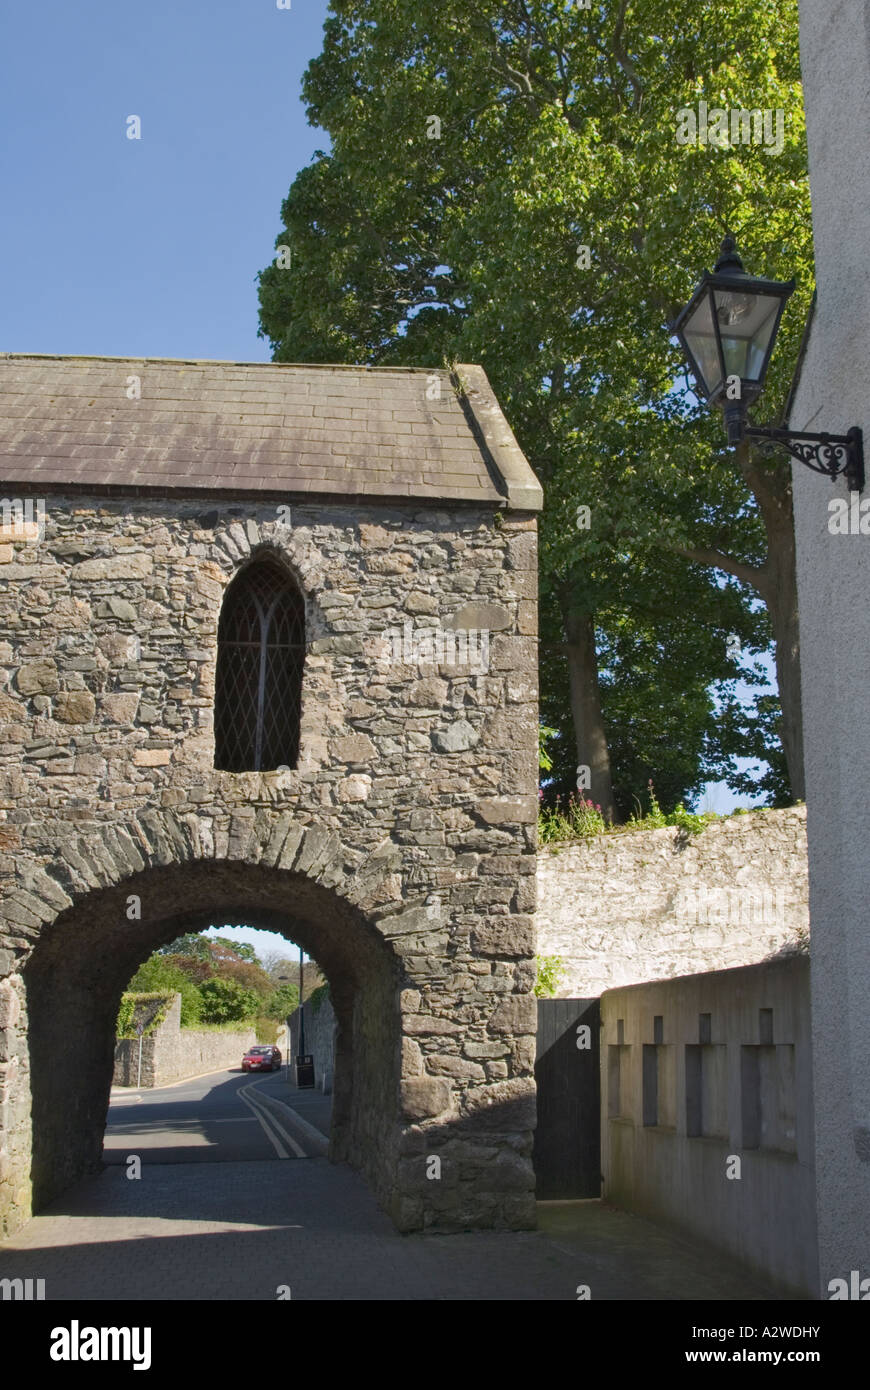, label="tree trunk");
[563,607,618,821]
[737,448,804,801]
[673,446,805,801]
[750,472,805,801]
